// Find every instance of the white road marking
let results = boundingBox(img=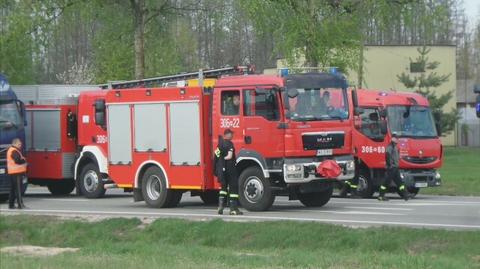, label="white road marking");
[274,210,404,216]
[344,206,413,211]
[40,199,89,202]
[2,209,479,229]
[330,201,480,207]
